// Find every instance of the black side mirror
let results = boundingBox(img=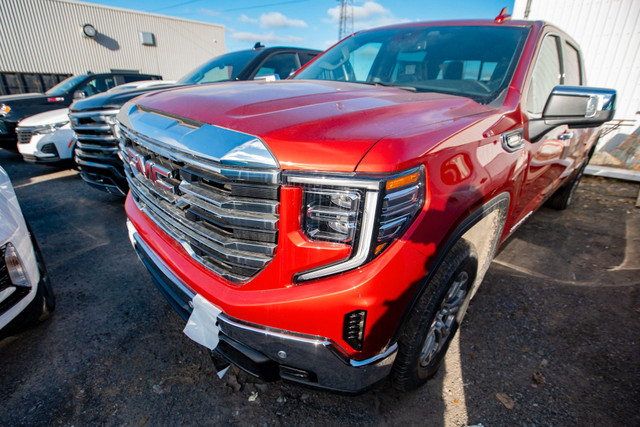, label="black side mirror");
[542,85,616,127]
